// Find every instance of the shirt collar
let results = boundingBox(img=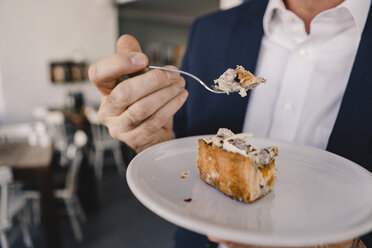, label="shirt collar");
[263,0,285,36]
[263,0,371,36]
[340,0,371,35]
